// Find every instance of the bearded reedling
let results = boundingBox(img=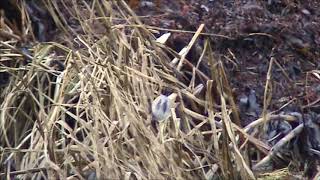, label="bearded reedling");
[128,0,161,9]
[151,93,178,142]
